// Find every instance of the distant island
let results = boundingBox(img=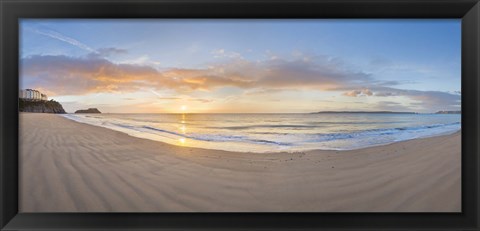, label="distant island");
[312,111,417,114]
[19,98,66,114]
[435,110,461,114]
[75,108,101,114]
